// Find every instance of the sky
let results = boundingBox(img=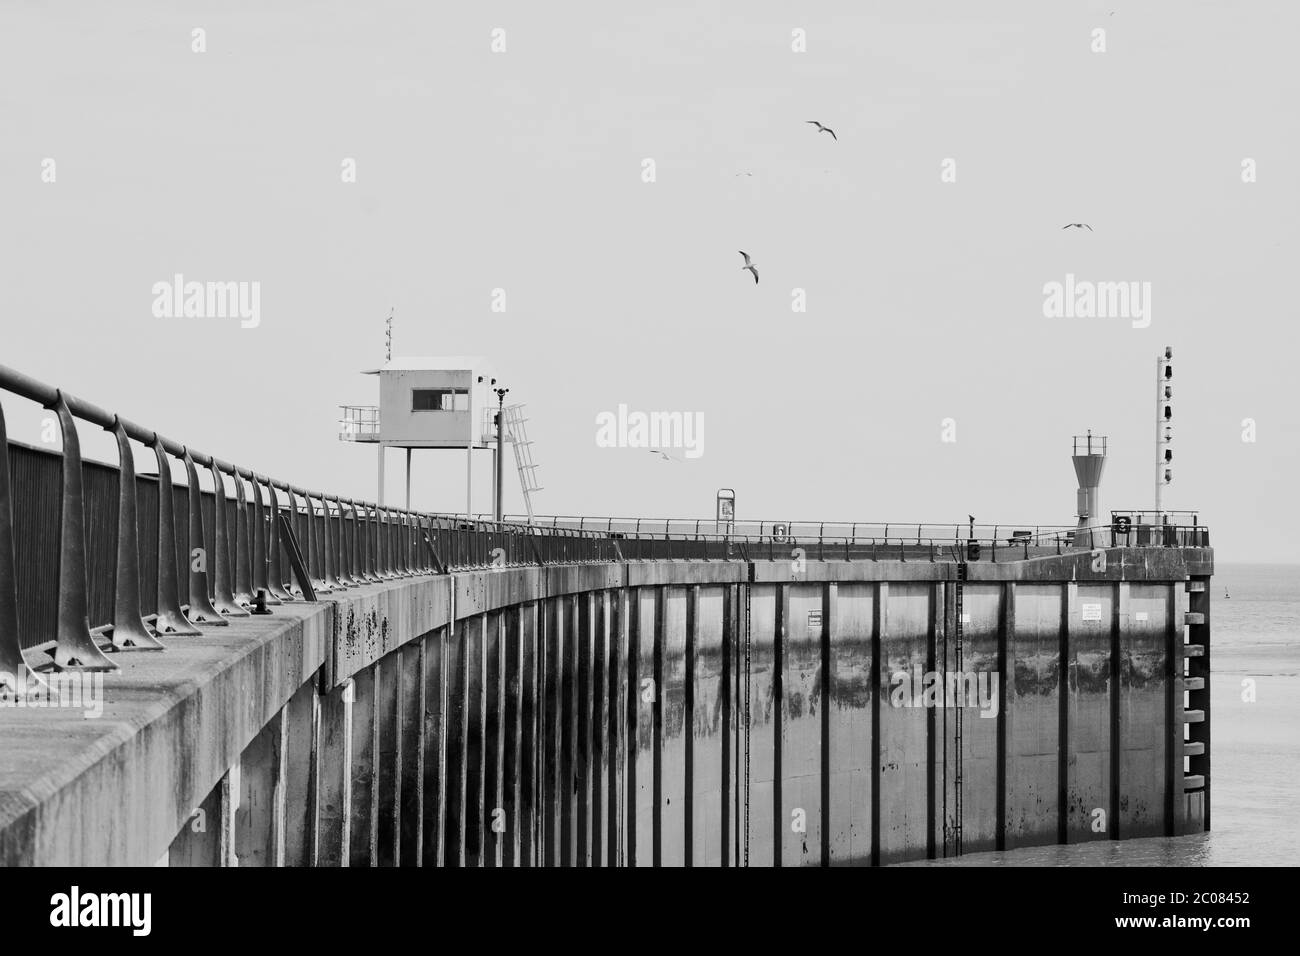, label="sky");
[2,1,1298,562]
